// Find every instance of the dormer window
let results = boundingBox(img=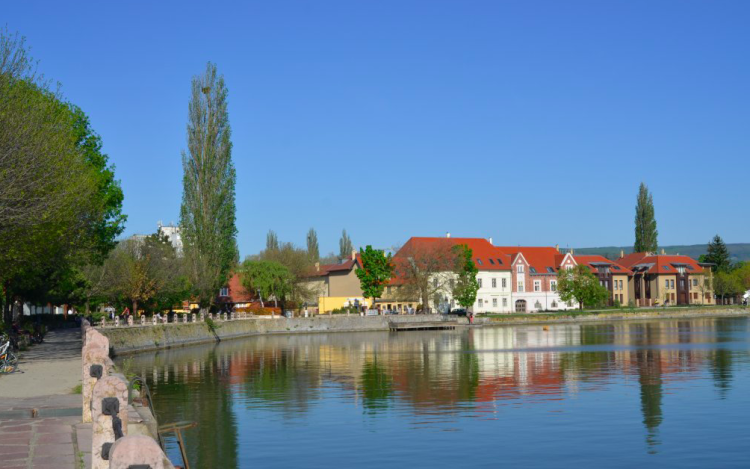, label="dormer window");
[476,258,483,265]
[489,258,495,265]
[219,287,229,297]
[517,265,524,274]
[496,258,504,265]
